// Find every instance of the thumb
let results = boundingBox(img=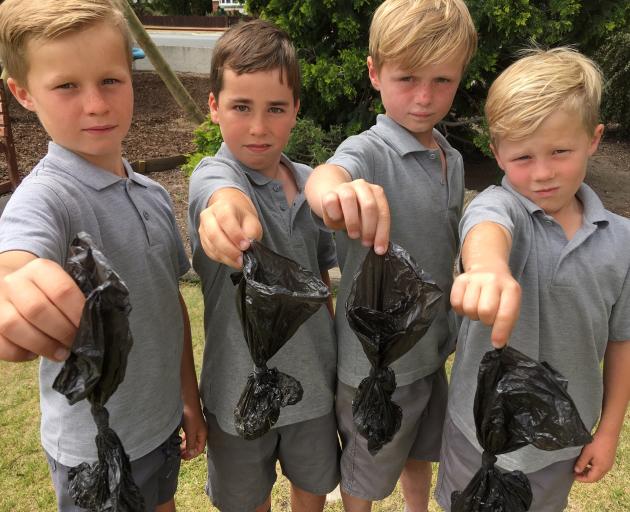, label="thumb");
[574,447,591,473]
[241,212,263,242]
